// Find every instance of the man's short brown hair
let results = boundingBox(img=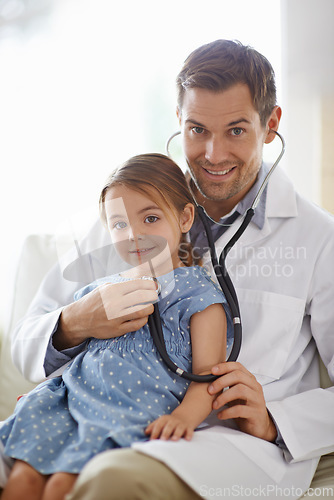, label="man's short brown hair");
[176,39,277,127]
